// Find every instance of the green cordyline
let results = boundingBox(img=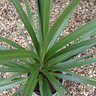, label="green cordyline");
[0,0,96,96]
